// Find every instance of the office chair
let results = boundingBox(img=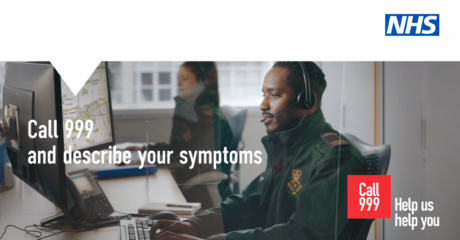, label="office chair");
[342,133,391,240]
[343,133,391,175]
[221,105,248,194]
